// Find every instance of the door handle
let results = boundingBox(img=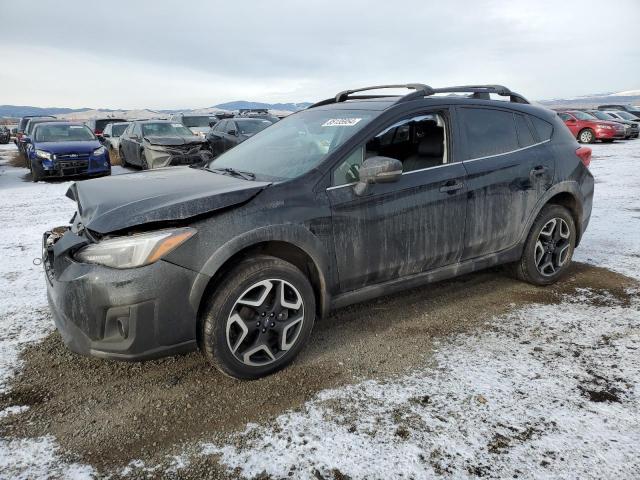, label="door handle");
[439,180,464,194]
